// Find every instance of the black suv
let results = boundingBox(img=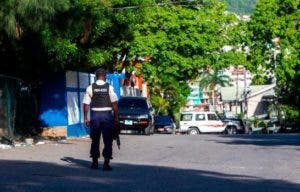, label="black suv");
[118,96,155,135]
[218,112,246,134]
[222,117,246,134]
[154,115,175,134]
